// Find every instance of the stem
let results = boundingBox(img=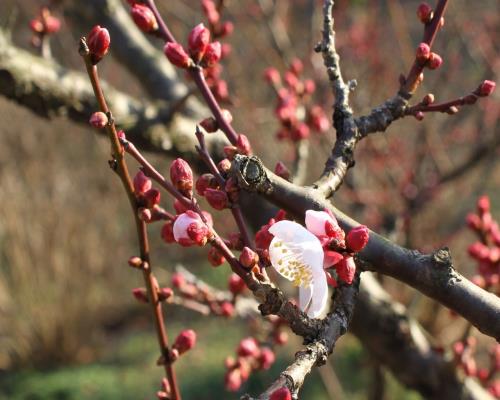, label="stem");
[79,39,181,400]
